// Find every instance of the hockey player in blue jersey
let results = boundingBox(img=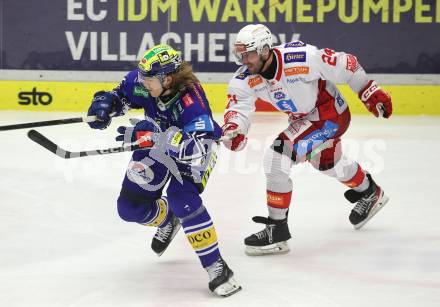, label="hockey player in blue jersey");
[86,44,241,297]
